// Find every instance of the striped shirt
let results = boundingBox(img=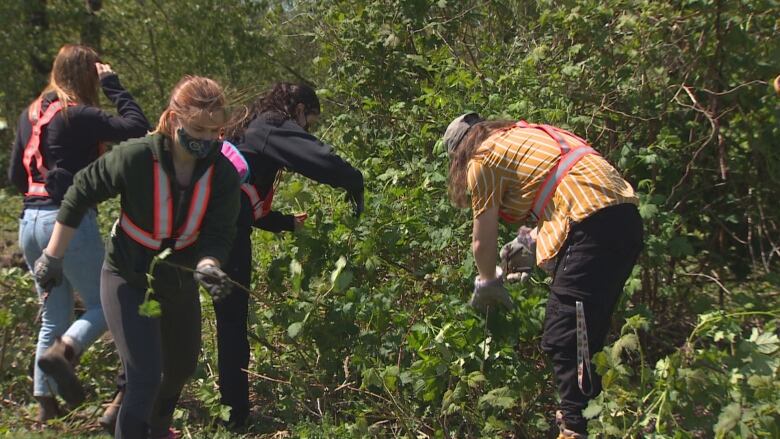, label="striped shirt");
[467,125,638,267]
